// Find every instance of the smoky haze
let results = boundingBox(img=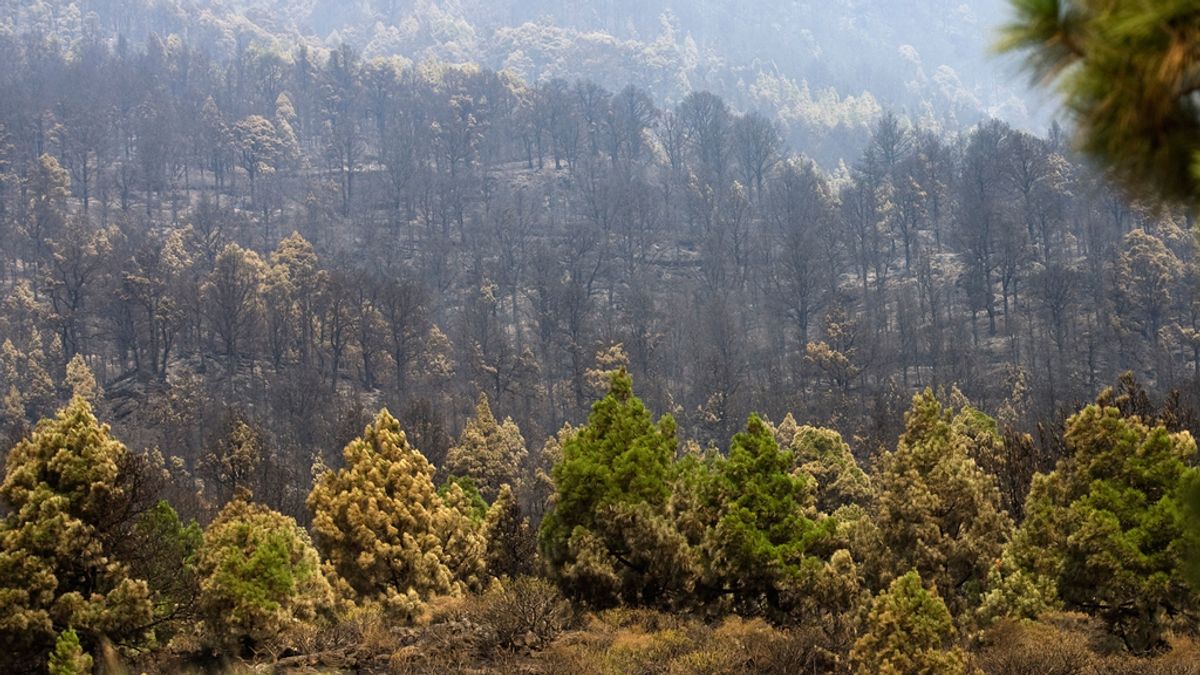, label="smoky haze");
[6,0,1048,164]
